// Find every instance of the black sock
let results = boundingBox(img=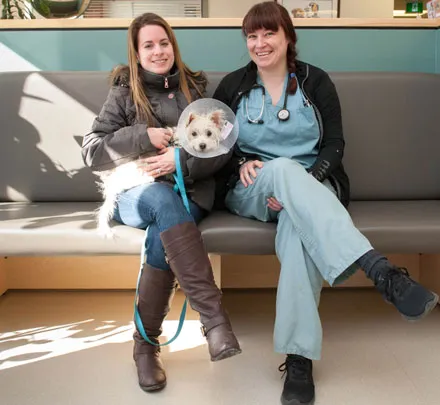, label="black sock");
[356,249,389,280]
